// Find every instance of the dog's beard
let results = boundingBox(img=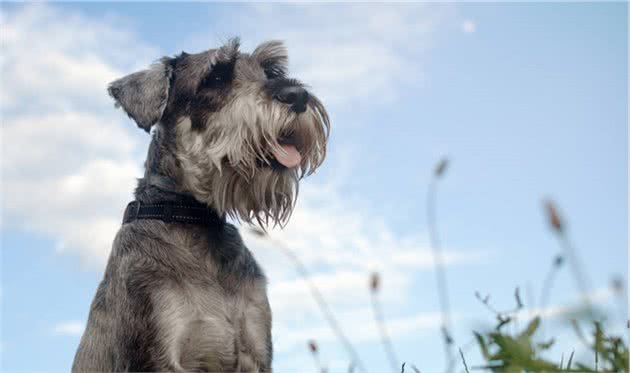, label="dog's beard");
[192,165,299,227]
[175,94,329,227]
